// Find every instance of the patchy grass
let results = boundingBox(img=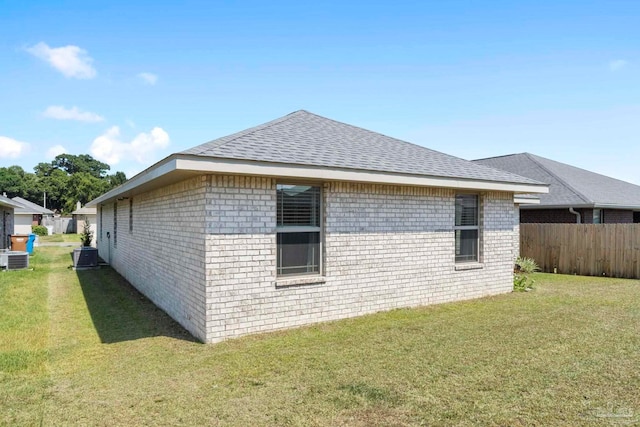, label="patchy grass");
[38,233,80,243]
[2,249,640,426]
